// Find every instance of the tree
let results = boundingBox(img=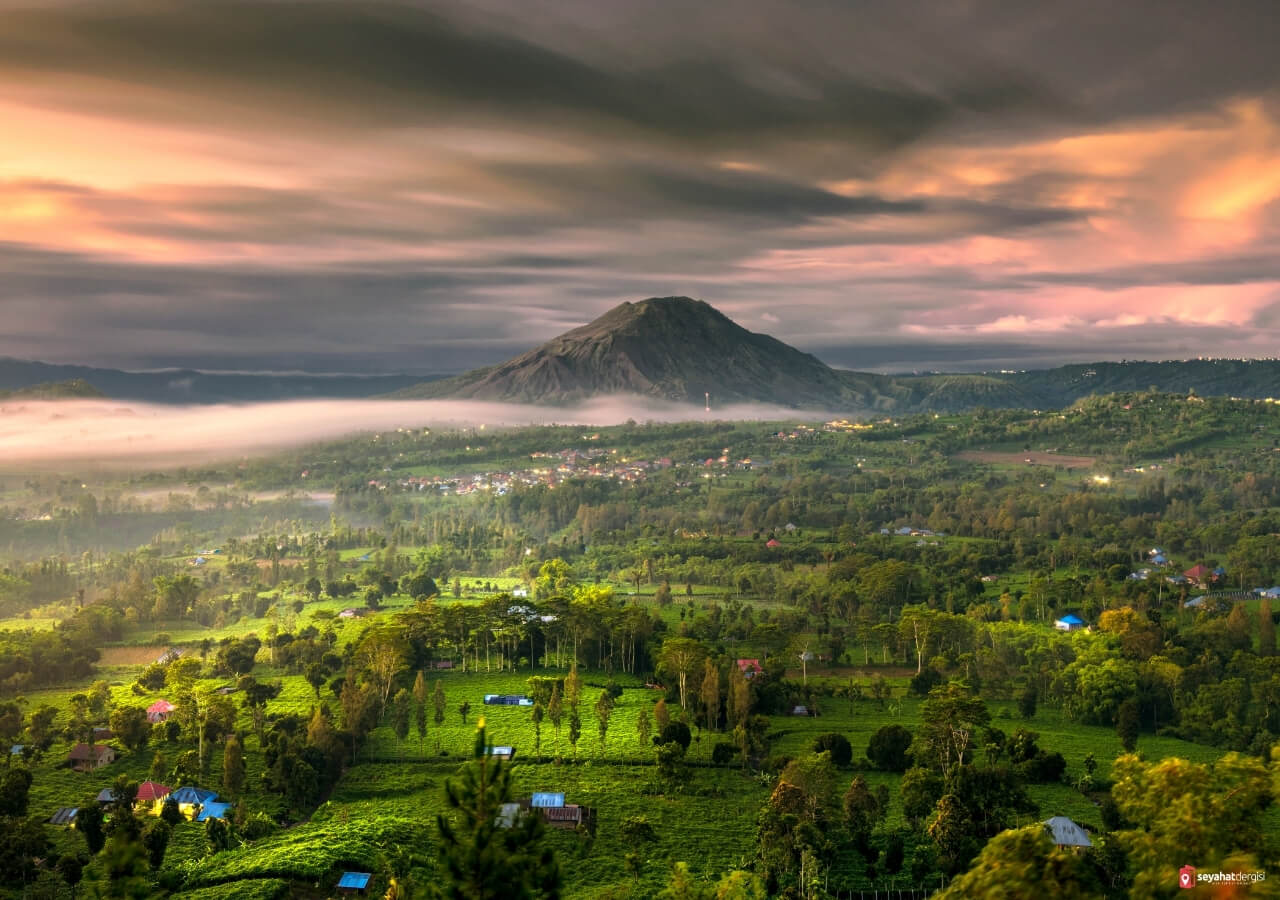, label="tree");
[812,733,852,768]
[434,681,447,728]
[564,665,582,714]
[654,698,671,733]
[900,767,943,828]
[110,706,150,753]
[305,663,327,699]
[867,724,913,772]
[842,775,885,844]
[567,712,581,760]
[392,689,413,757]
[658,639,705,710]
[928,794,973,875]
[1260,597,1275,658]
[0,702,22,760]
[699,659,720,732]
[776,753,836,824]
[547,684,563,758]
[159,795,183,827]
[222,734,245,797]
[1017,684,1037,720]
[636,706,652,748]
[1116,699,1139,752]
[0,767,31,817]
[435,721,561,899]
[914,685,990,772]
[728,667,751,729]
[358,627,408,714]
[594,691,614,754]
[459,701,472,724]
[936,824,1098,899]
[531,703,545,762]
[142,819,171,870]
[413,670,429,755]
[206,816,232,852]
[78,801,106,854]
